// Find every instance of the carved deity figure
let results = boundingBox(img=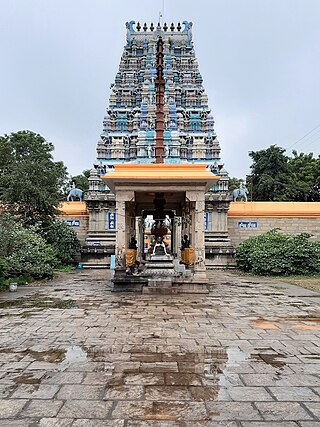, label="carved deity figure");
[181,234,190,250]
[152,236,168,256]
[128,236,138,250]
